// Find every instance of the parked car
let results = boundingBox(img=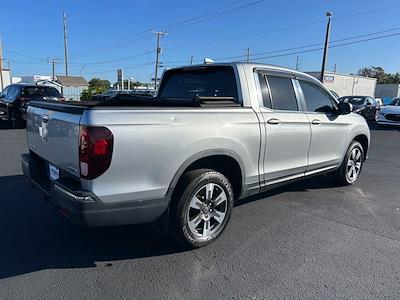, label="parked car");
[338,95,380,121]
[376,97,400,126]
[21,63,370,248]
[0,84,63,128]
